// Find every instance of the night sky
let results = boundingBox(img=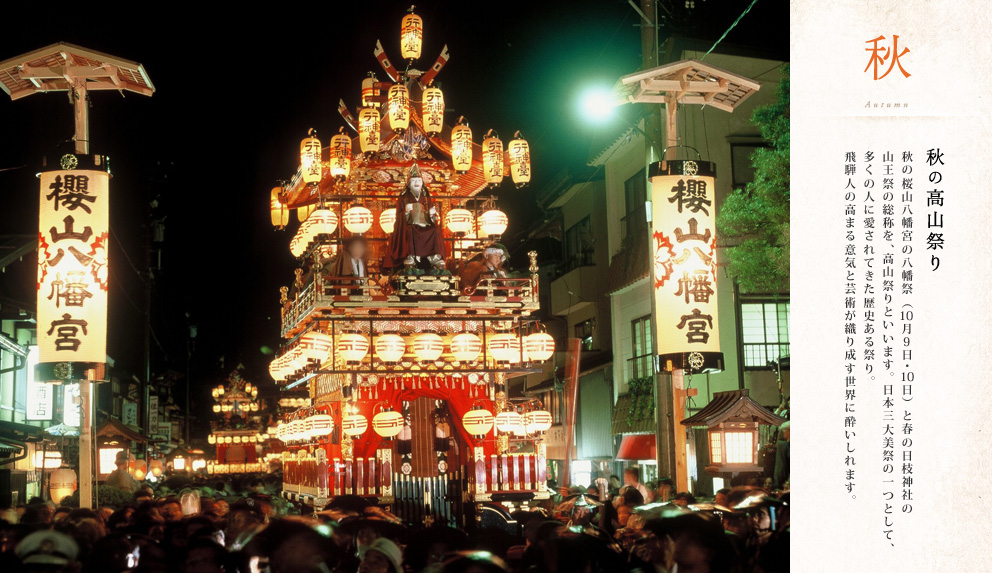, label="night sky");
[0,1,786,428]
